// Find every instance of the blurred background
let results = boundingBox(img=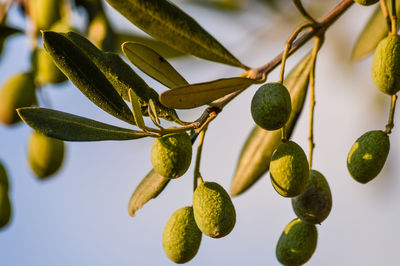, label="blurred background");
[1,0,399,265]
